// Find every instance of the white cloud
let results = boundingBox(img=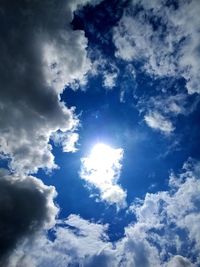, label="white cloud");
[42,29,91,93]
[80,143,127,208]
[128,159,200,265]
[166,255,195,267]
[8,214,113,267]
[51,130,79,153]
[113,0,200,94]
[144,111,174,134]
[137,91,199,134]
[103,71,118,89]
